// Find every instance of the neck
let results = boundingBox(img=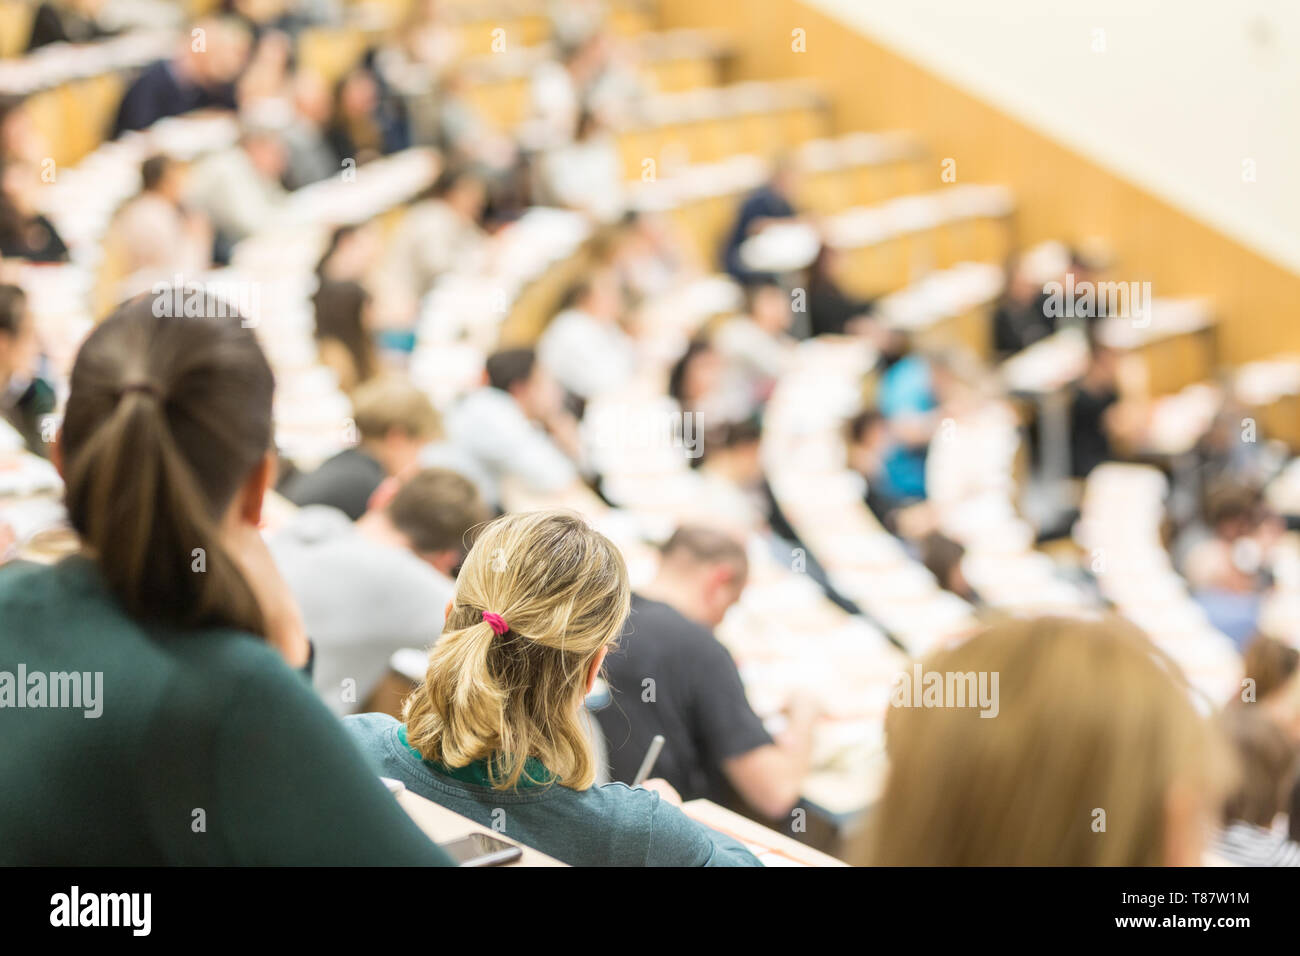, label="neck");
[359,439,400,476]
[355,510,409,552]
[640,572,705,627]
